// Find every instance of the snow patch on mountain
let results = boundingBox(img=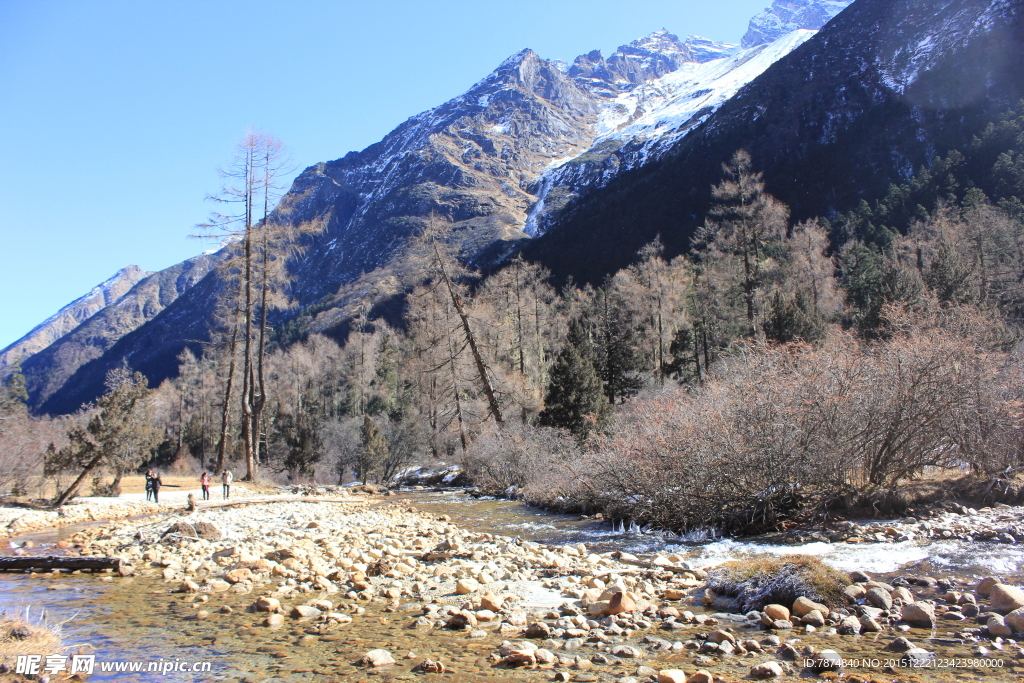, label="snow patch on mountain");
[521,29,817,236]
[596,29,816,148]
[876,0,1019,94]
[742,0,852,48]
